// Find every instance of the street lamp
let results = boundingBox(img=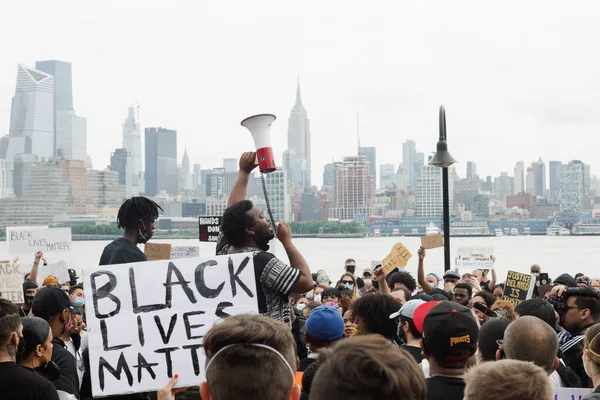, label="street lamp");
[429,106,457,273]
